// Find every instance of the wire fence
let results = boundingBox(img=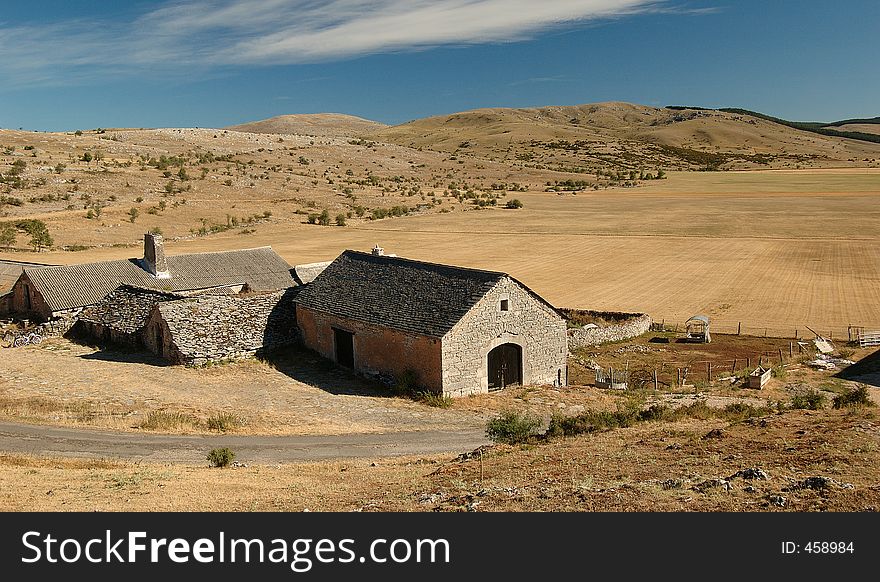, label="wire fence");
[588,342,812,392]
[650,318,880,344]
